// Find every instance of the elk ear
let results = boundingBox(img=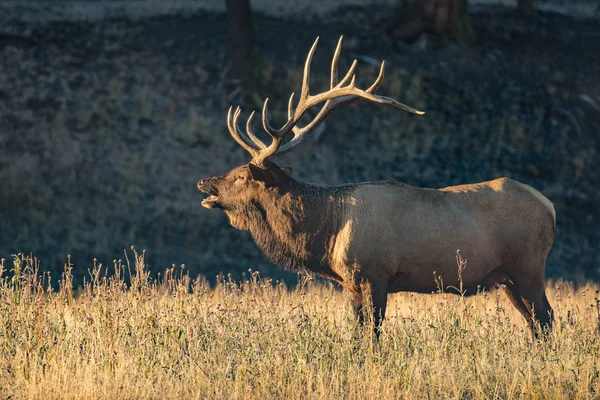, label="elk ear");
[248,163,274,184]
[281,167,293,176]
